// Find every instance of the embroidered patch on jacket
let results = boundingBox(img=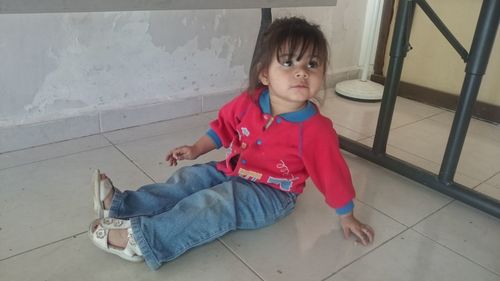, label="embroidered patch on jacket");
[241,127,250,137]
[267,176,293,191]
[238,168,262,181]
